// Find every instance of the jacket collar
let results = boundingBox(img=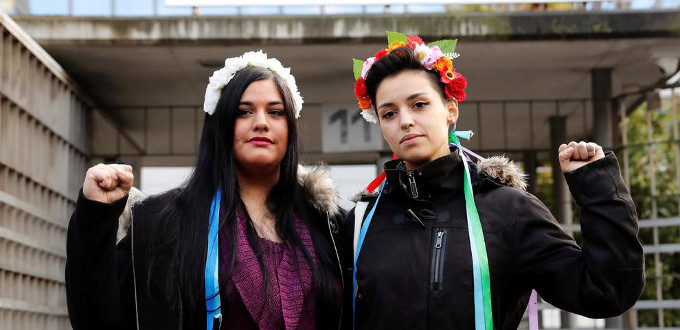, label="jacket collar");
[384,147,475,201]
